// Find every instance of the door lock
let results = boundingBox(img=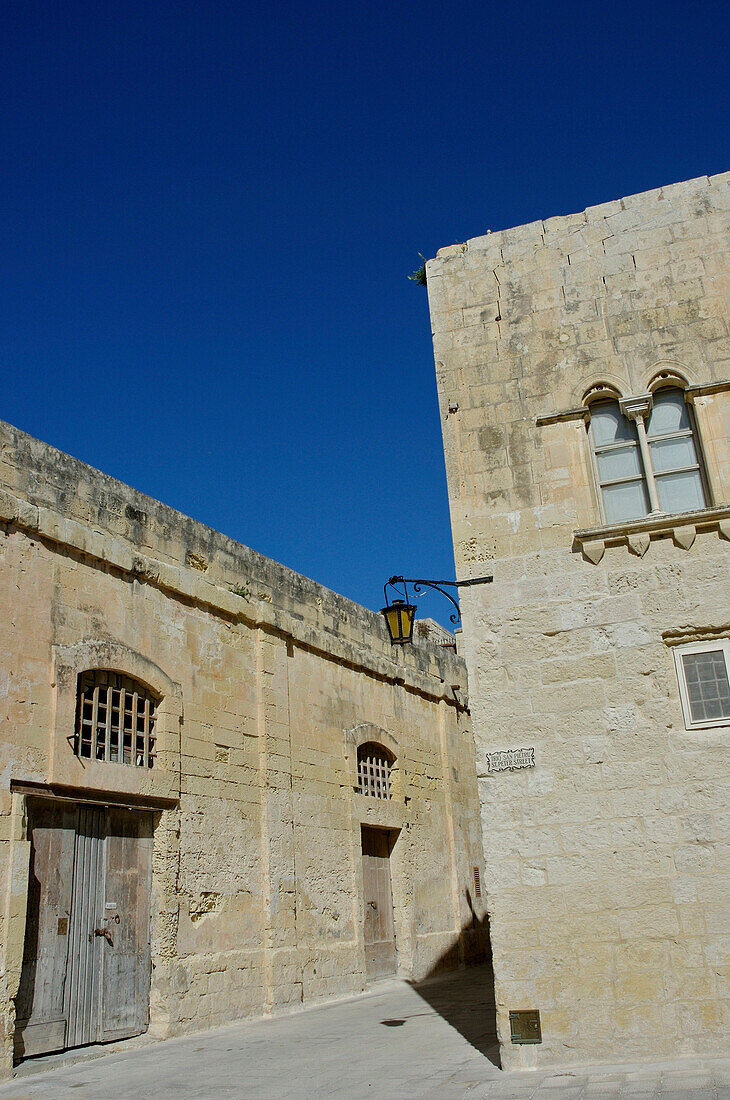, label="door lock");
[91,927,114,946]
[368,901,378,911]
